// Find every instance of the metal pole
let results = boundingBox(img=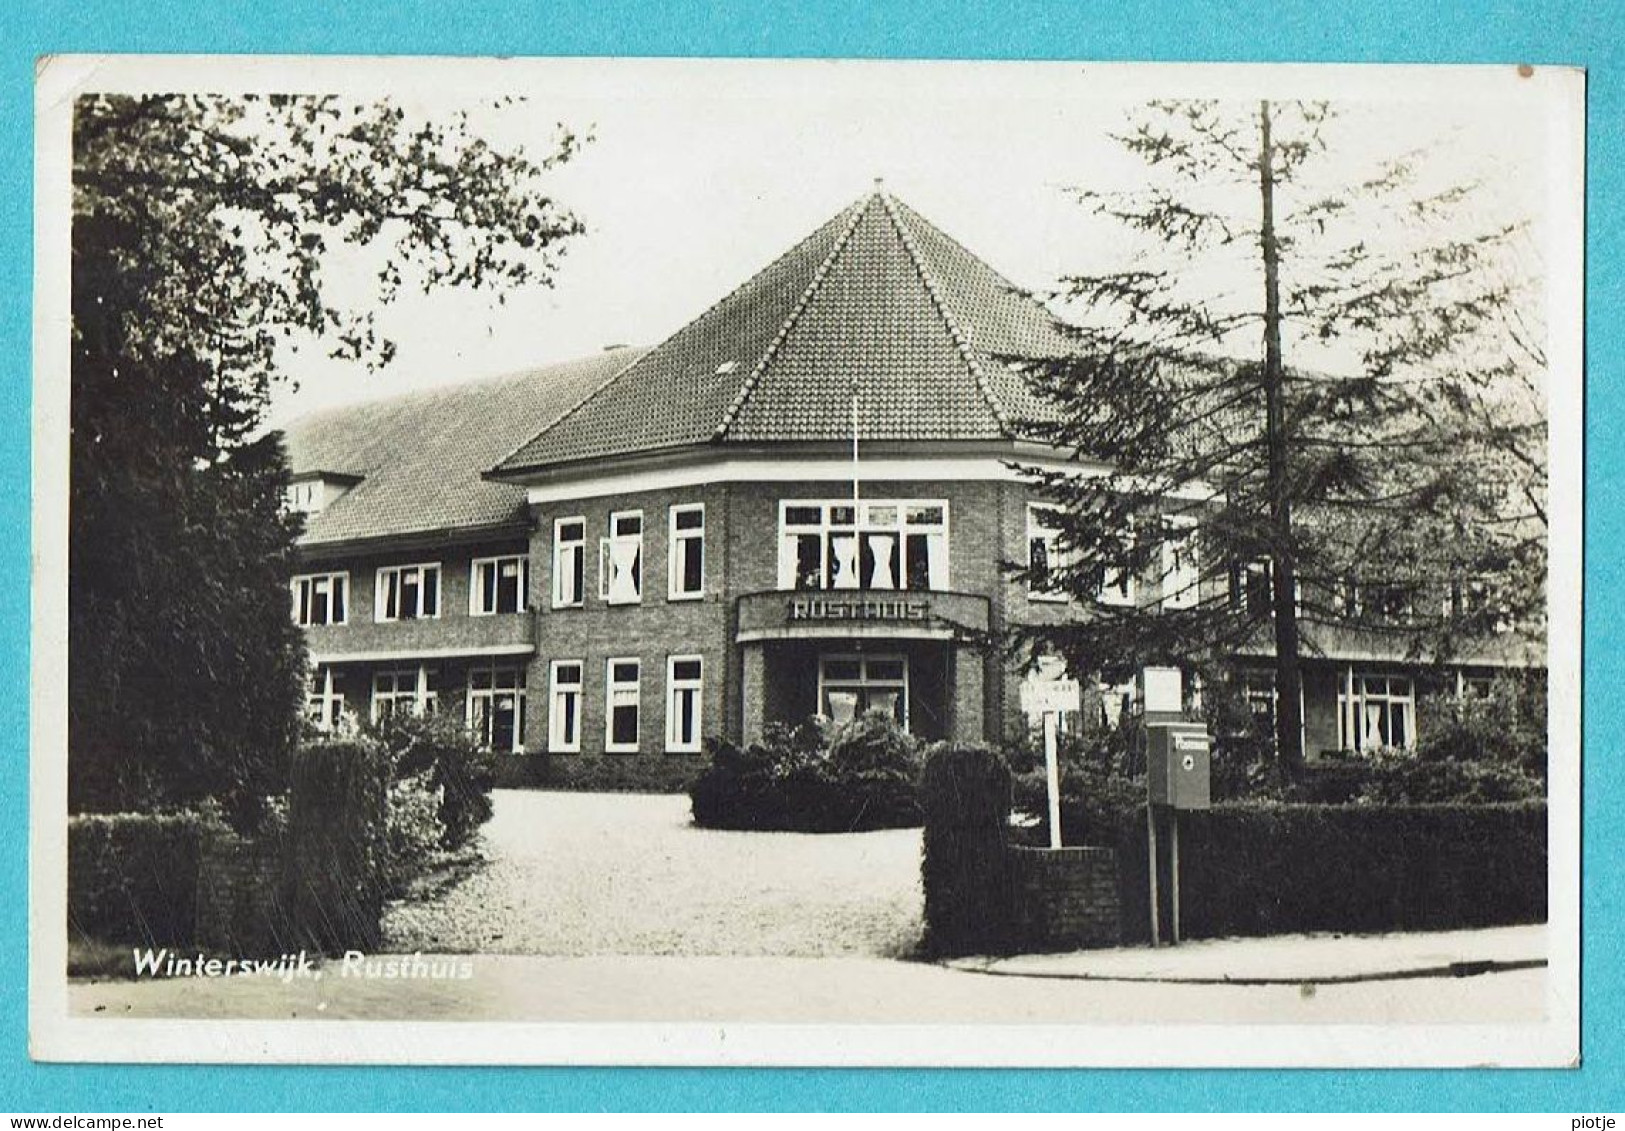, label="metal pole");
[1171,809,1181,945]
[1146,804,1161,947]
[851,380,860,503]
[1044,710,1062,850]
